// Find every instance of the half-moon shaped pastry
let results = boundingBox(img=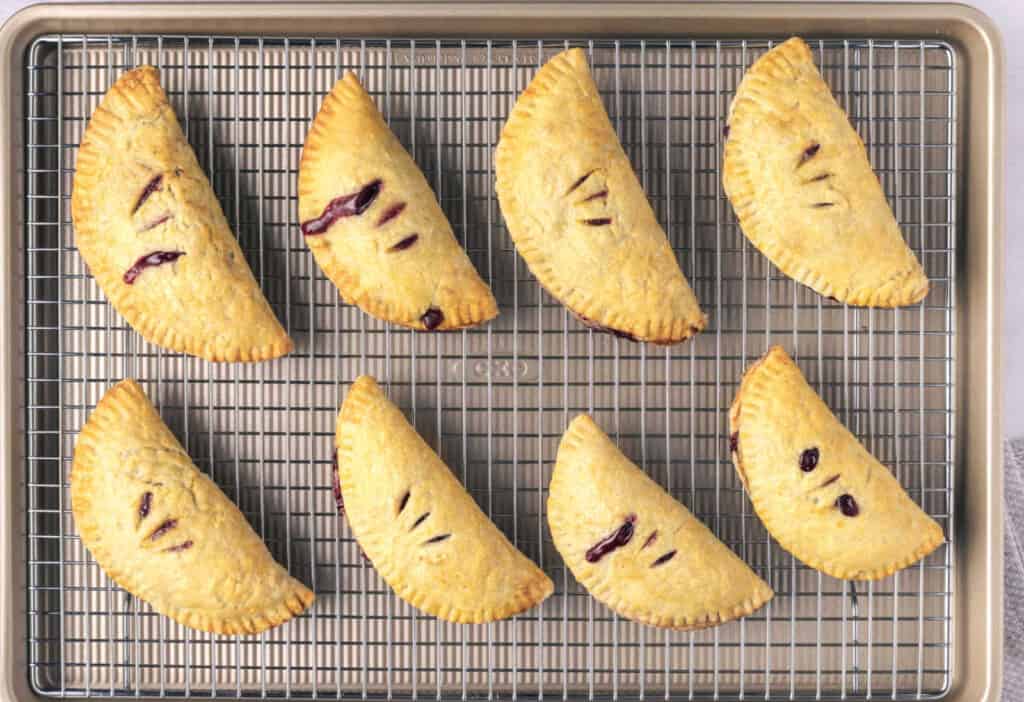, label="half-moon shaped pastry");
[549,415,773,630]
[71,379,314,635]
[298,73,498,331]
[723,38,929,307]
[71,66,292,362]
[335,376,553,623]
[730,346,944,579]
[495,48,705,344]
